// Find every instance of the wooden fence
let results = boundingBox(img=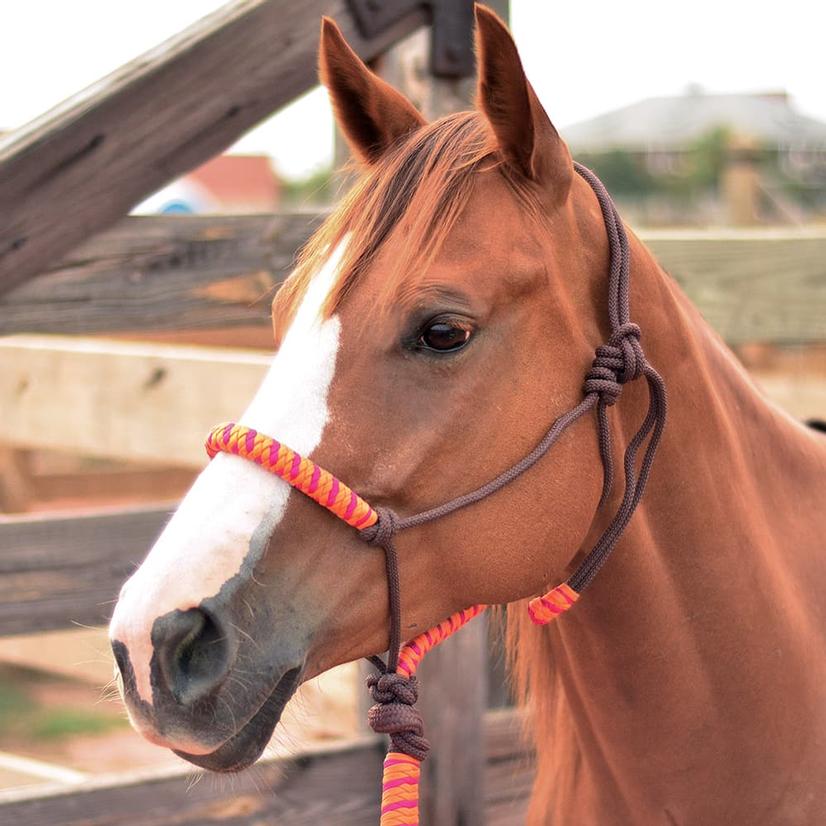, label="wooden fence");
[0,710,531,826]
[3,218,826,344]
[0,223,824,819]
